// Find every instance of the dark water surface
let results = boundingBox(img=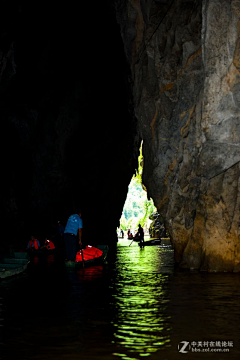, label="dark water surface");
[0,239,239,360]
